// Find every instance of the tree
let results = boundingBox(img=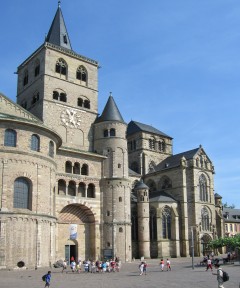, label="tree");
[208,234,240,250]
